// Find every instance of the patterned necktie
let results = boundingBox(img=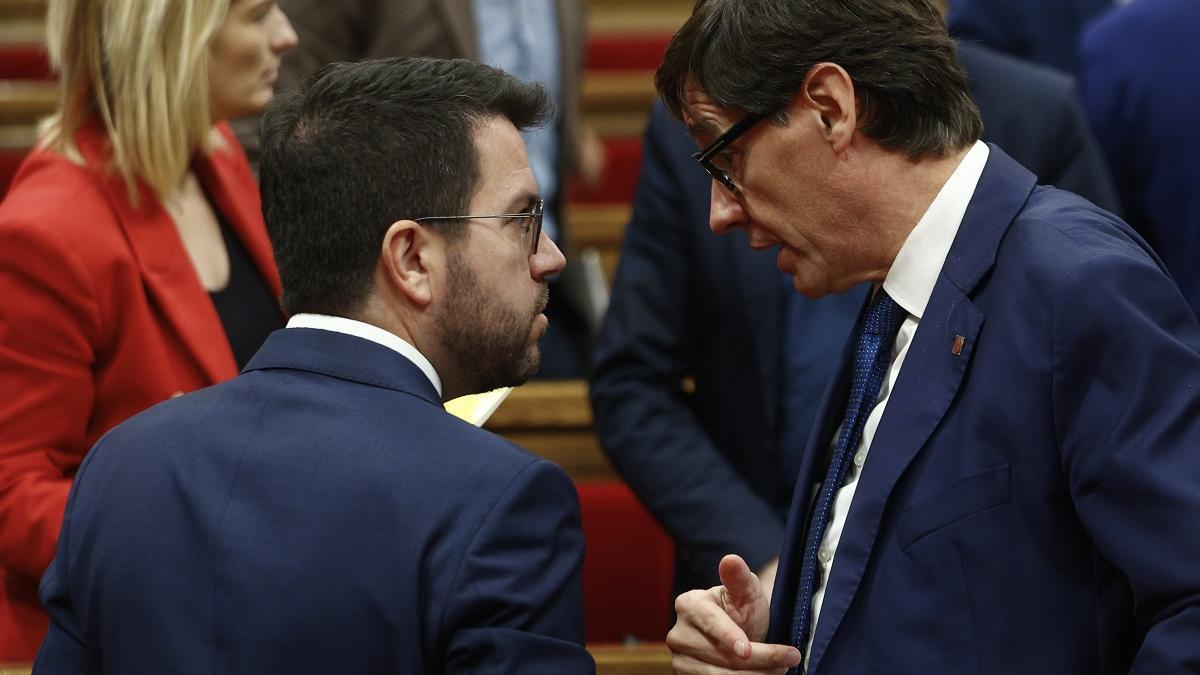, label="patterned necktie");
[788,288,907,673]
